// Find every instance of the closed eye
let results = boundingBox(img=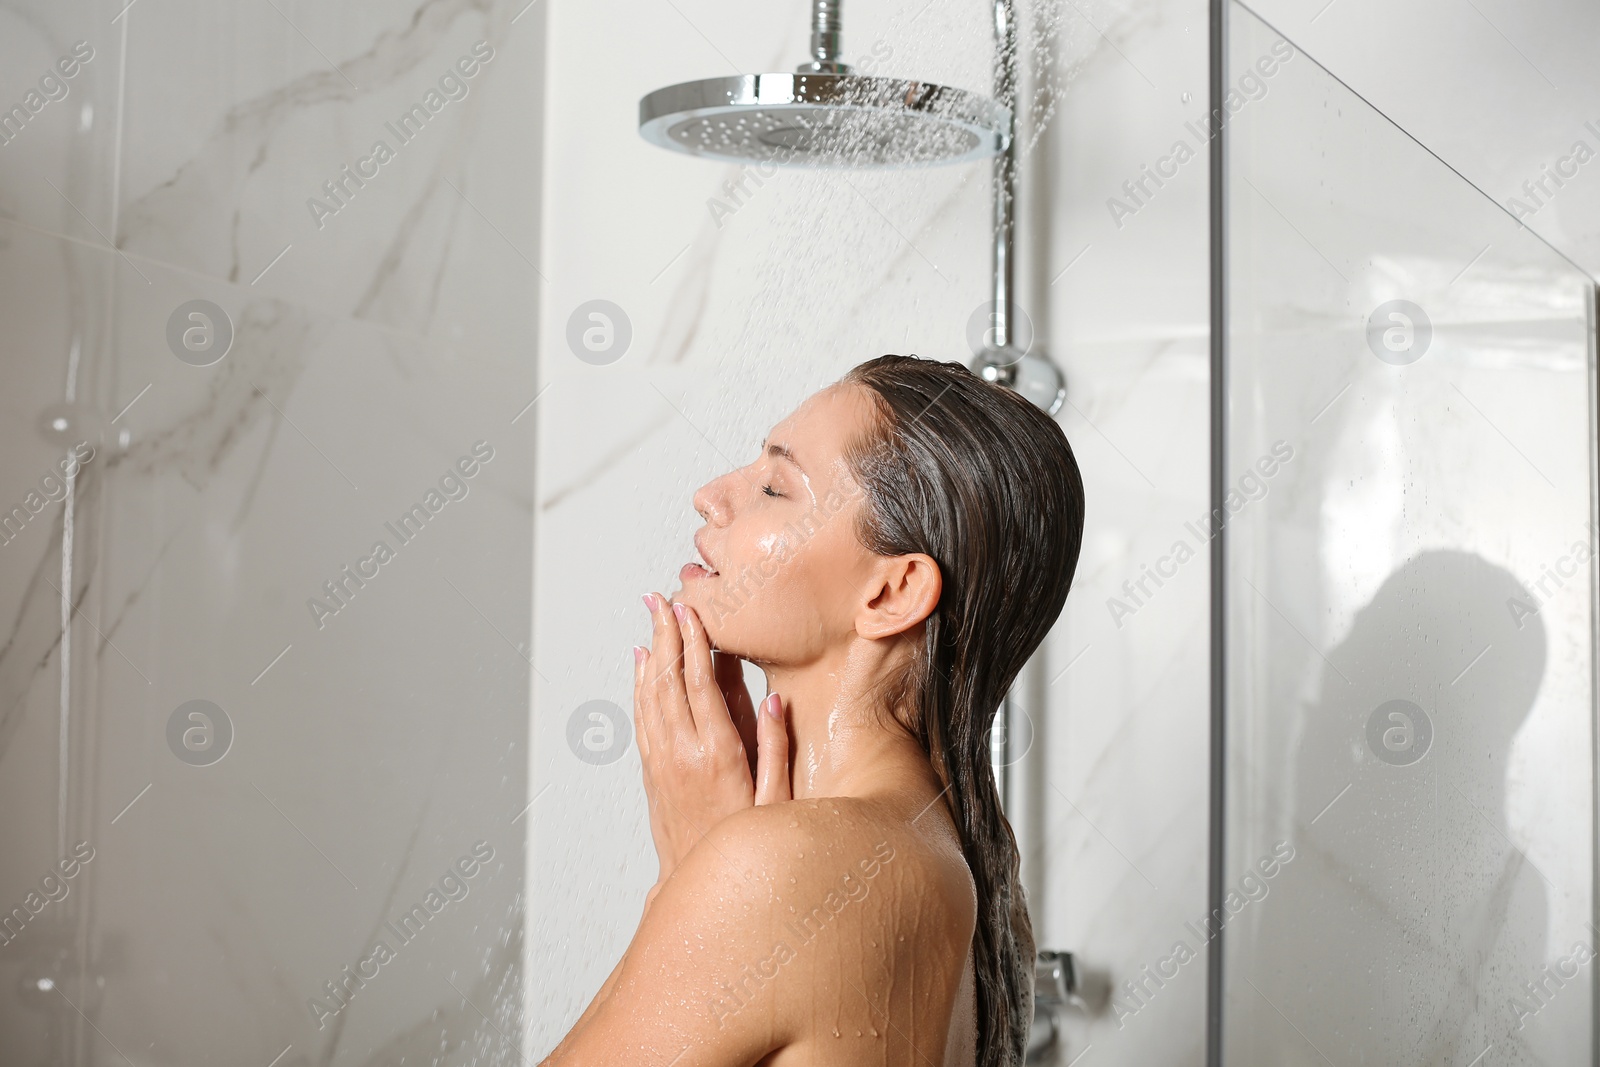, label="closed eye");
[762,484,782,498]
